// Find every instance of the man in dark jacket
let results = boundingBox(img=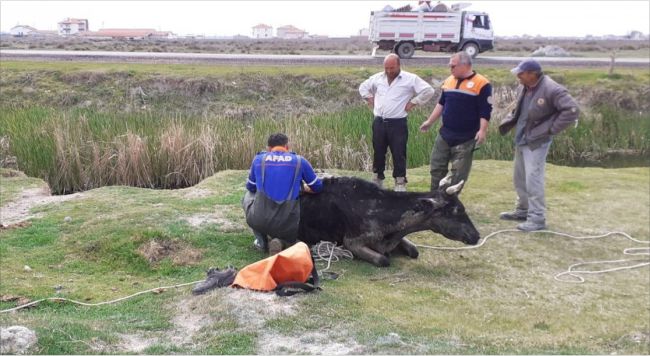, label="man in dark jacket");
[498,59,579,231]
[242,133,323,254]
